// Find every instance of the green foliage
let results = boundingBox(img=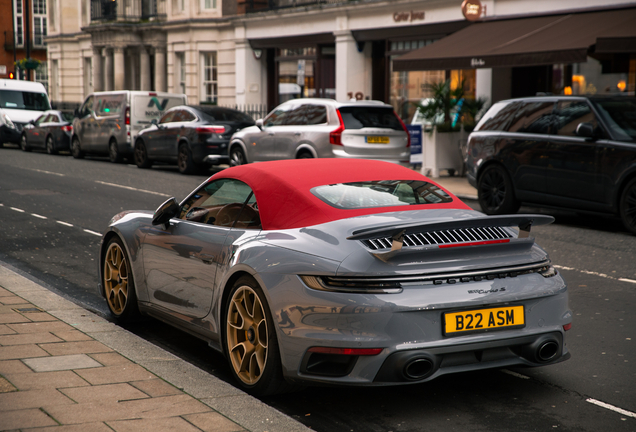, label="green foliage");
[415,79,465,131]
[15,58,41,70]
[462,97,488,129]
